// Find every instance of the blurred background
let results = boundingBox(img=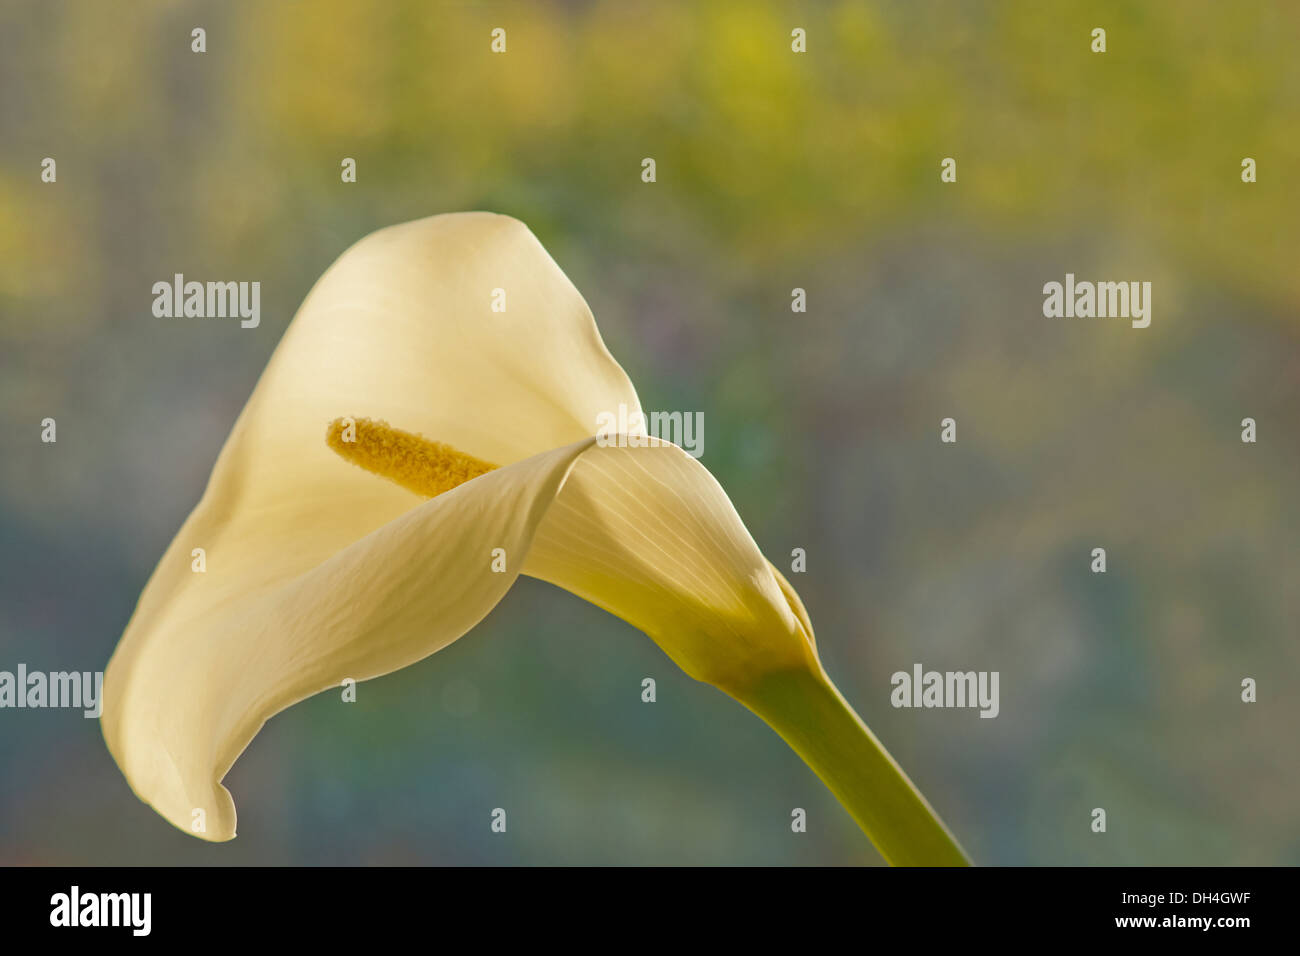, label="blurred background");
[1,0,1297,865]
